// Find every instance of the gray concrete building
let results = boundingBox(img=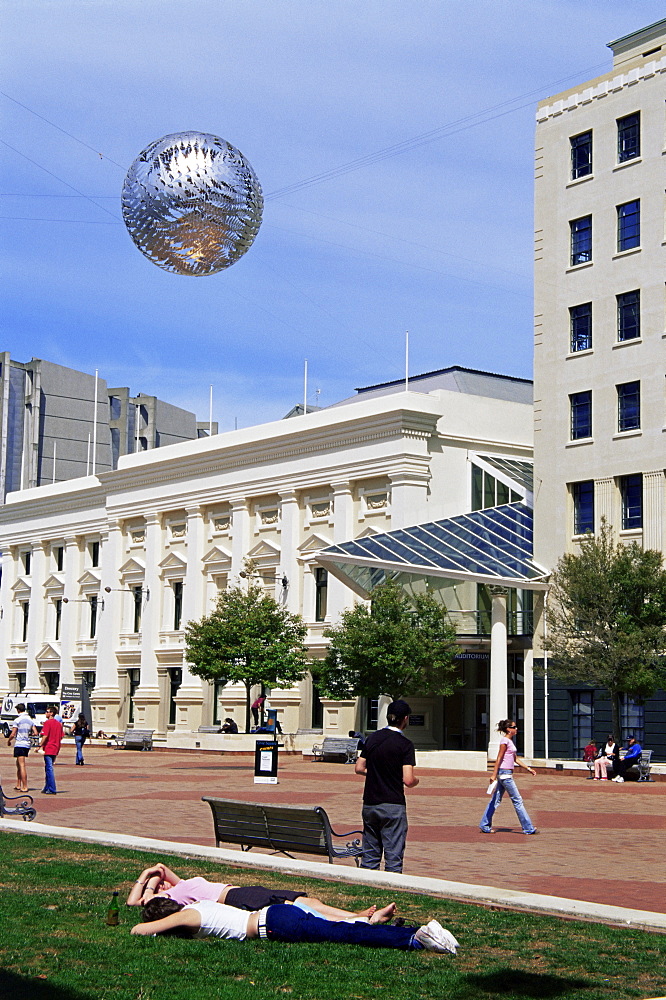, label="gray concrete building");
[0,355,215,503]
